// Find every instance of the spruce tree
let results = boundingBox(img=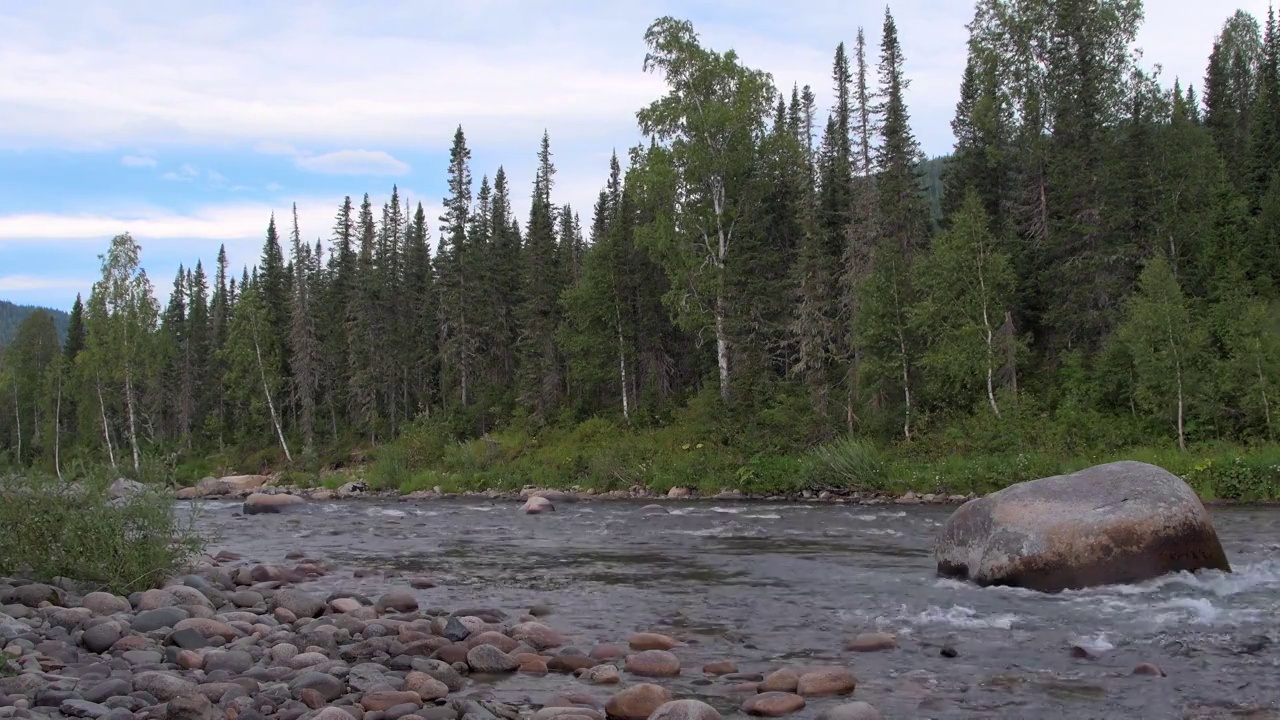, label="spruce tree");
[857,7,929,440]
[437,126,475,408]
[517,131,564,419]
